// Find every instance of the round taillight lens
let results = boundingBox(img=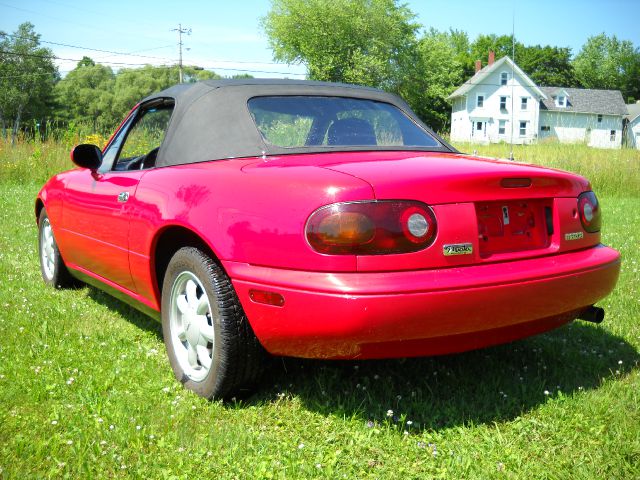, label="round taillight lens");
[306,201,437,255]
[408,213,429,237]
[578,191,601,233]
